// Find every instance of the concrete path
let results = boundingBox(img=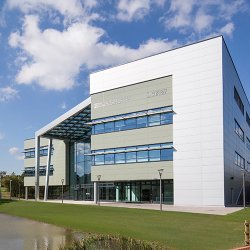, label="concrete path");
[40,199,243,215]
